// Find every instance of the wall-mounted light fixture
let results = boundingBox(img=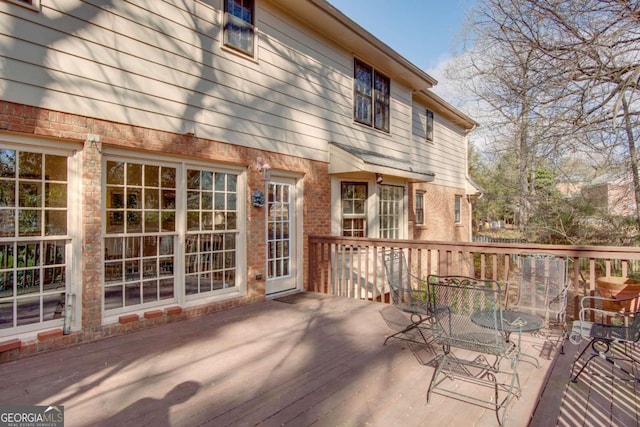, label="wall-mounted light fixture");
[376,173,384,184]
[257,157,272,181]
